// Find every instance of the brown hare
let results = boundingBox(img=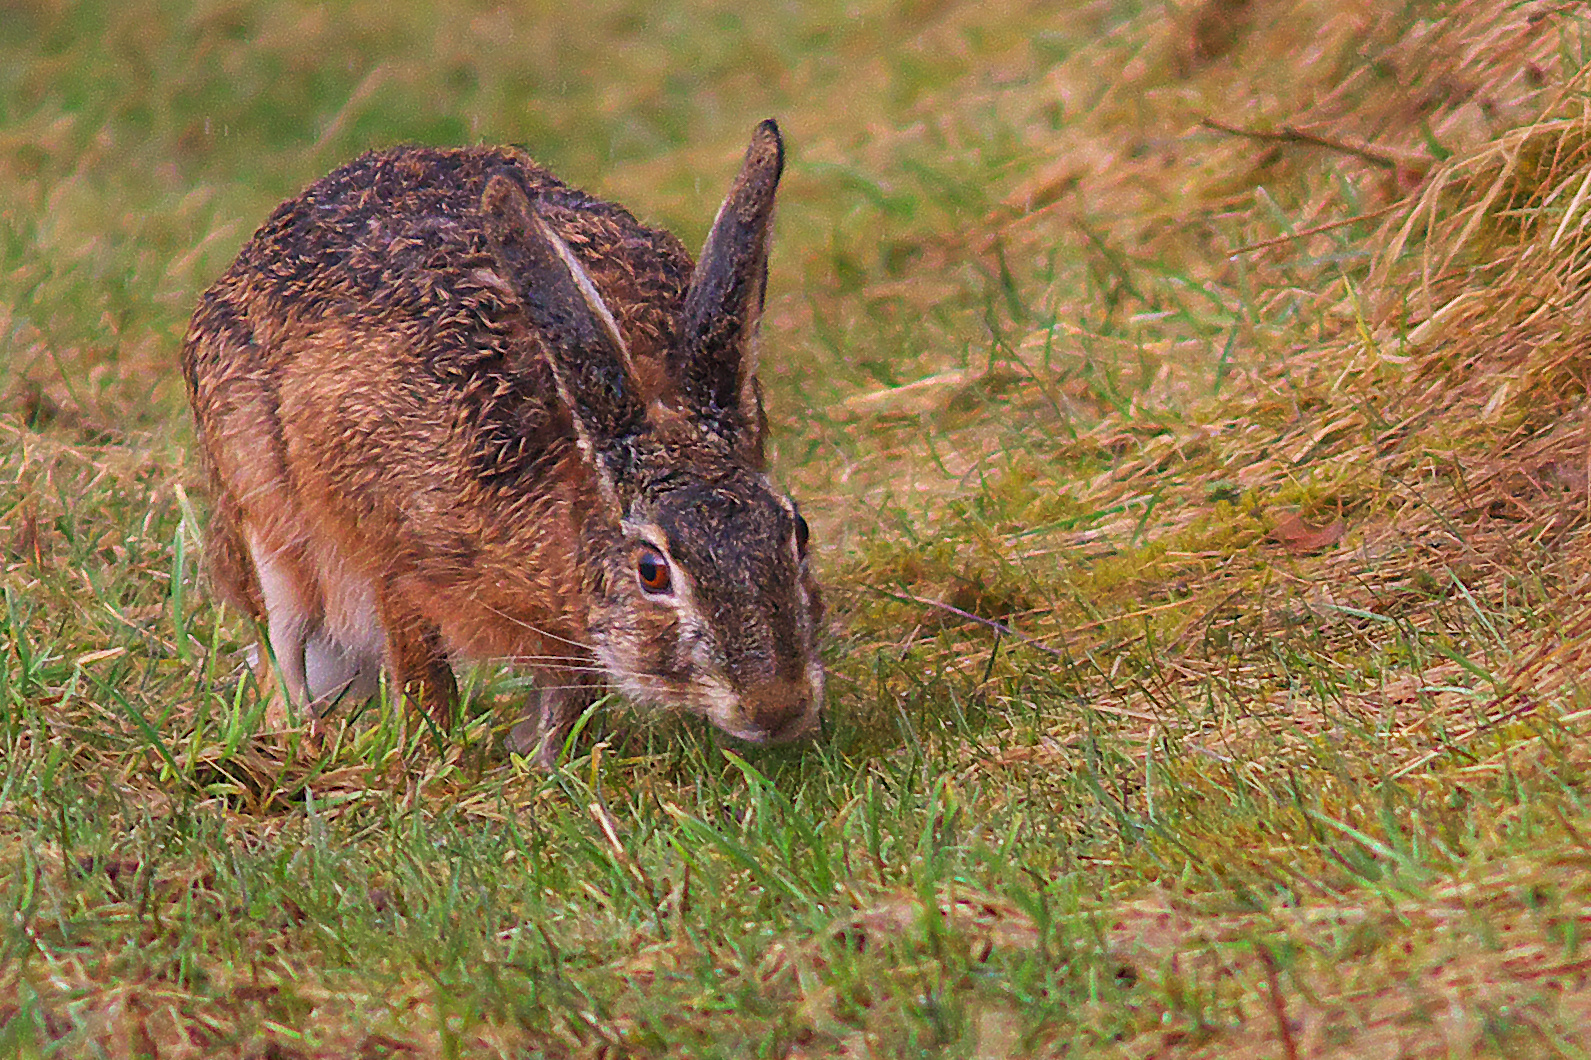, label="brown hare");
[182,120,824,766]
